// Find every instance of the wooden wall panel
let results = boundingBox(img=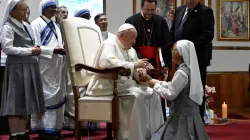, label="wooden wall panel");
[243,74,250,107]
[231,74,243,109]
[207,73,250,111]
[219,74,231,106]
[206,74,220,109]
